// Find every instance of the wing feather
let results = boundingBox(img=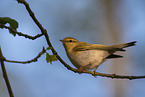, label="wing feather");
[74,42,112,51]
